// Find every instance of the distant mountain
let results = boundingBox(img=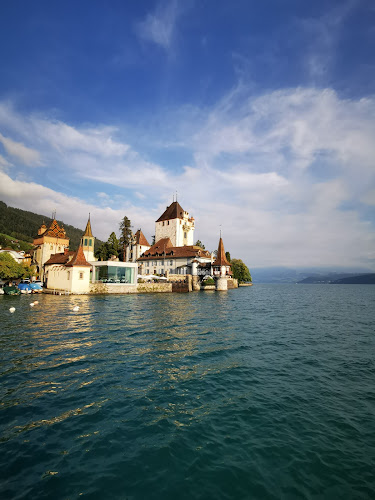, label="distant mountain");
[331,274,375,284]
[297,273,359,284]
[251,267,375,284]
[0,201,104,251]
